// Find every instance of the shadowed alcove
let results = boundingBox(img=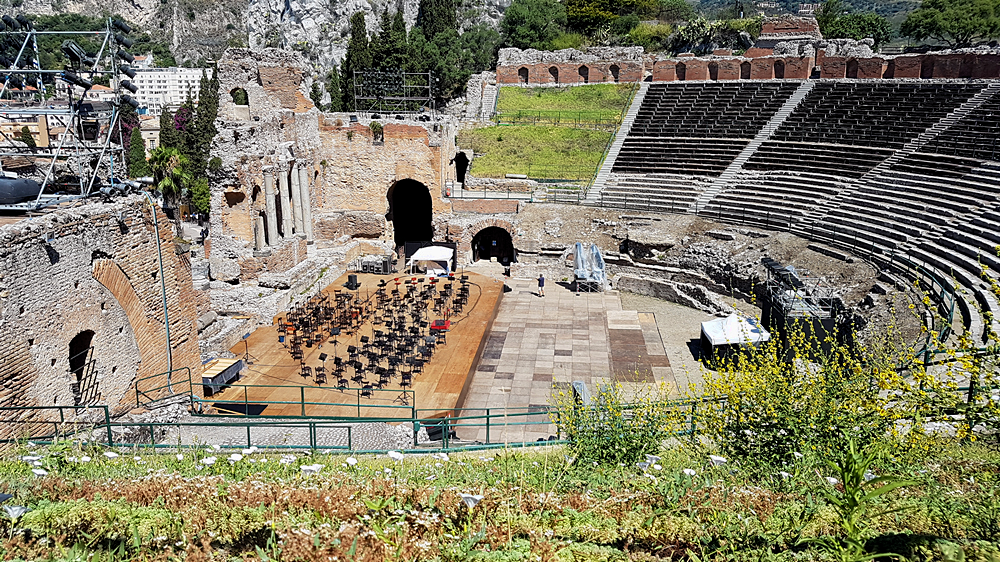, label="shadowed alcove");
[386,179,433,247]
